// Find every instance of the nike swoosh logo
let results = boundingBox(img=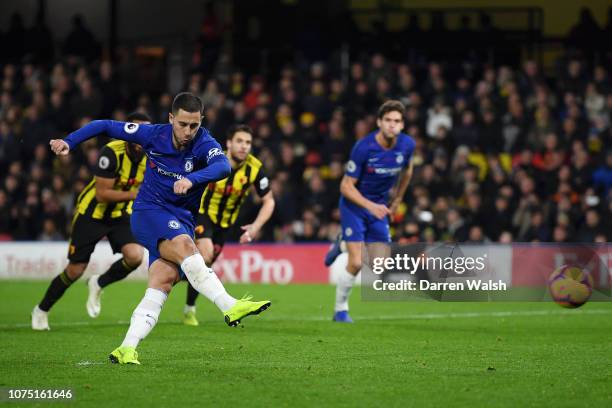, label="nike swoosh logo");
[149,151,163,156]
